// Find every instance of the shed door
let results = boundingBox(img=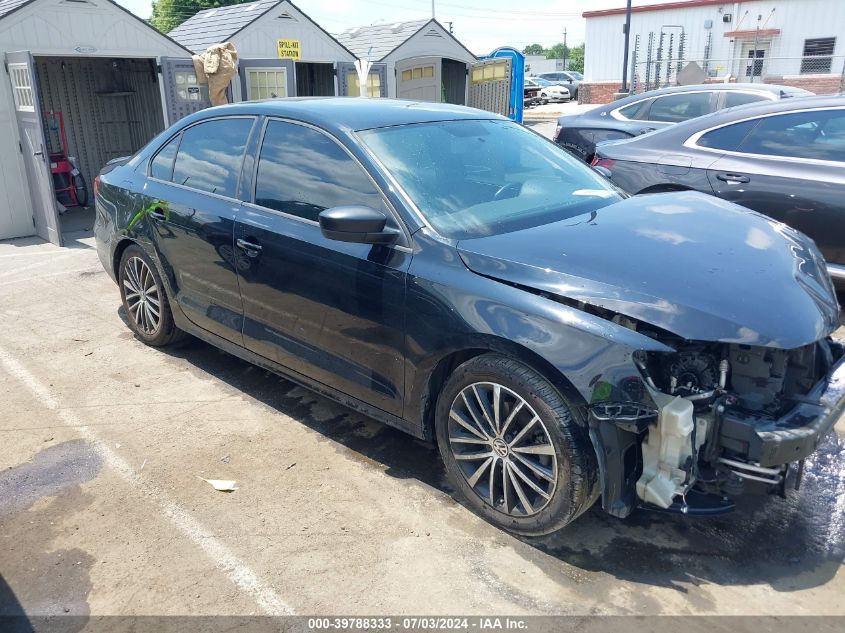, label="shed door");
[467,58,511,118]
[336,62,387,97]
[5,51,61,246]
[395,57,441,102]
[239,59,296,100]
[160,57,212,125]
